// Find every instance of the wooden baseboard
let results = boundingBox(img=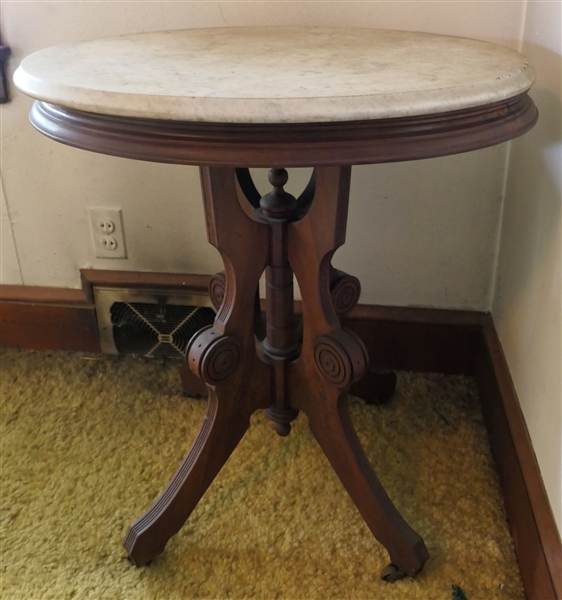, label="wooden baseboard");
[476,316,561,600]
[1,270,560,599]
[0,284,100,352]
[342,305,483,375]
